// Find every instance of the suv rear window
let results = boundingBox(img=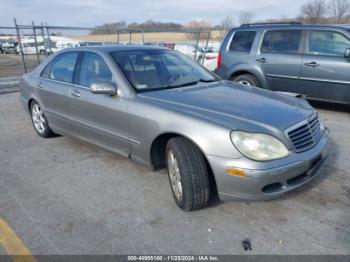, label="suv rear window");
[261,30,302,54]
[229,31,256,52]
